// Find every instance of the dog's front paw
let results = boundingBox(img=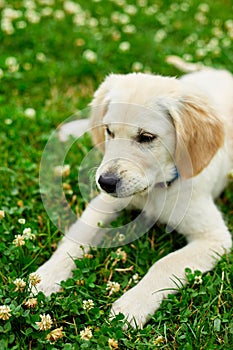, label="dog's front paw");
[110,285,161,329]
[32,259,75,296]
